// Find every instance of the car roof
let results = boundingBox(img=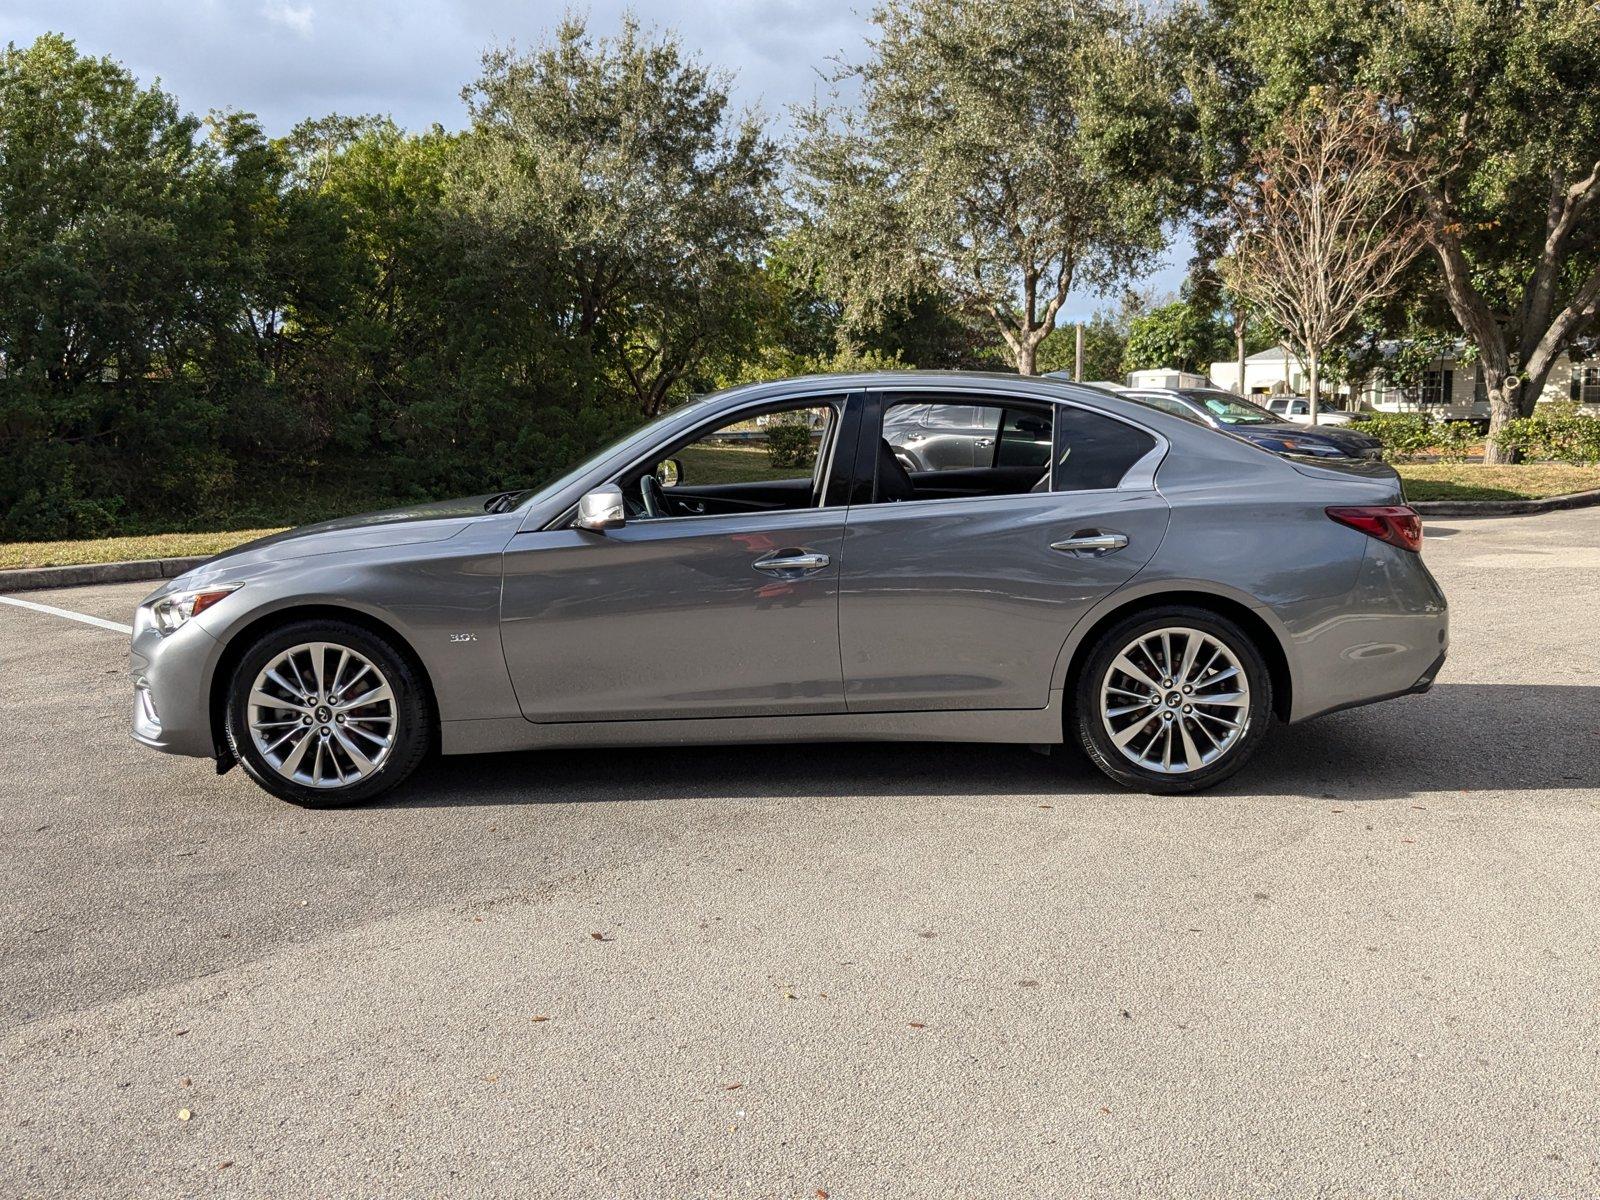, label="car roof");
[695,370,1168,423]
